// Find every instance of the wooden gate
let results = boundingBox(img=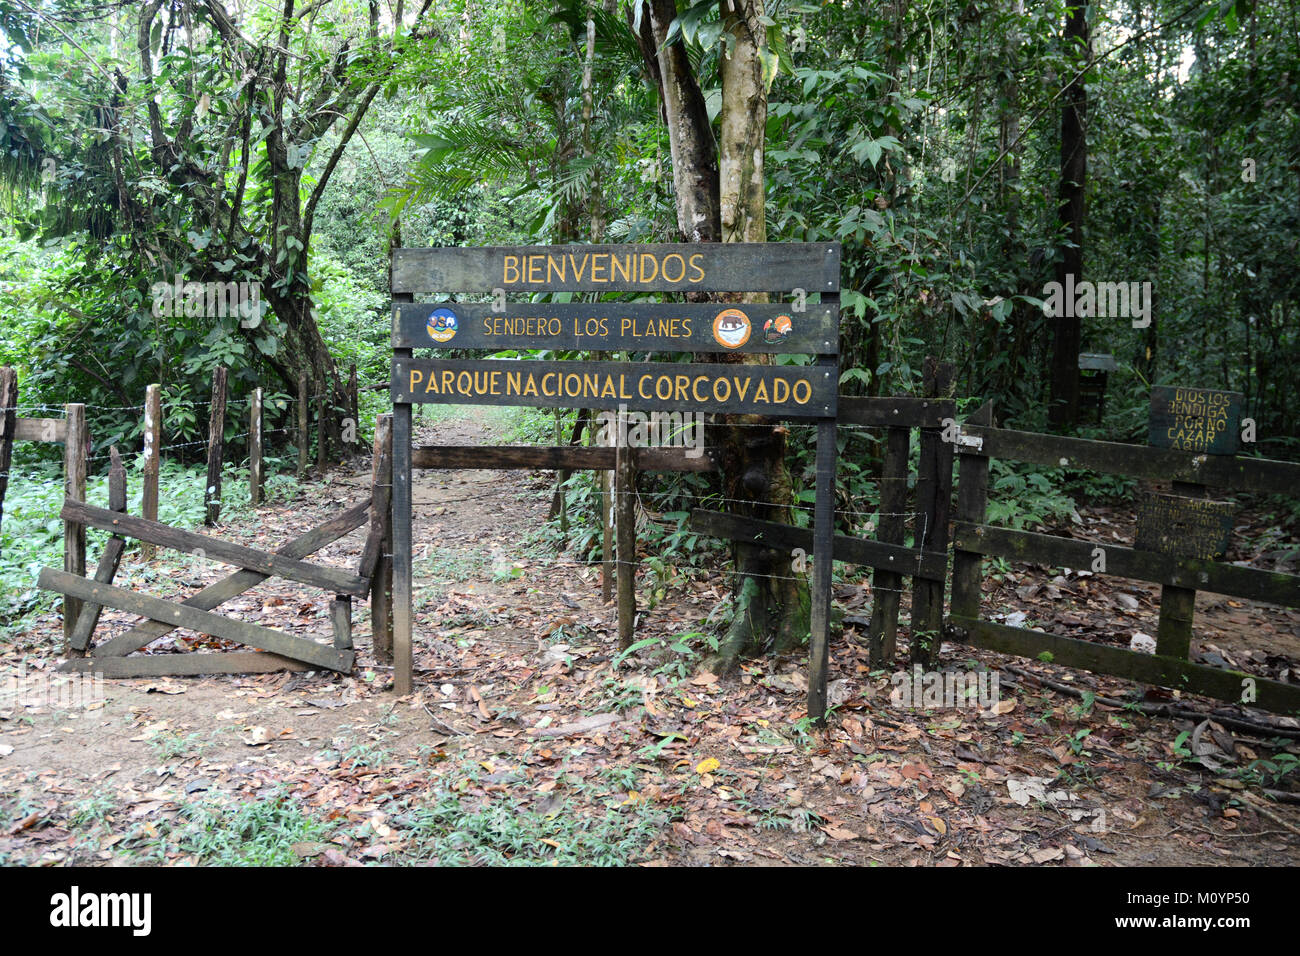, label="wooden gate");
[37,449,372,677]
